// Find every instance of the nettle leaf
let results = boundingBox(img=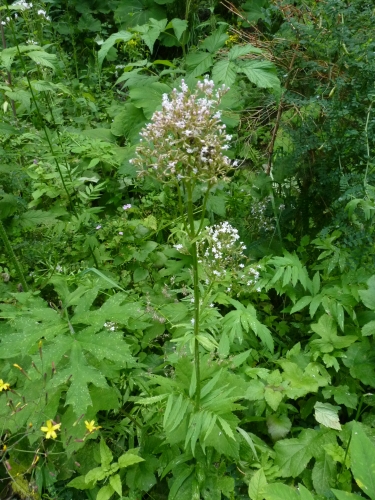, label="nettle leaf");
[98,31,133,69]
[229,43,263,60]
[212,60,237,87]
[314,402,341,431]
[350,422,375,499]
[16,210,57,228]
[111,103,146,142]
[359,275,375,310]
[49,341,108,416]
[238,60,280,90]
[201,26,229,53]
[248,468,268,500]
[129,82,171,119]
[274,429,317,477]
[100,438,113,469]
